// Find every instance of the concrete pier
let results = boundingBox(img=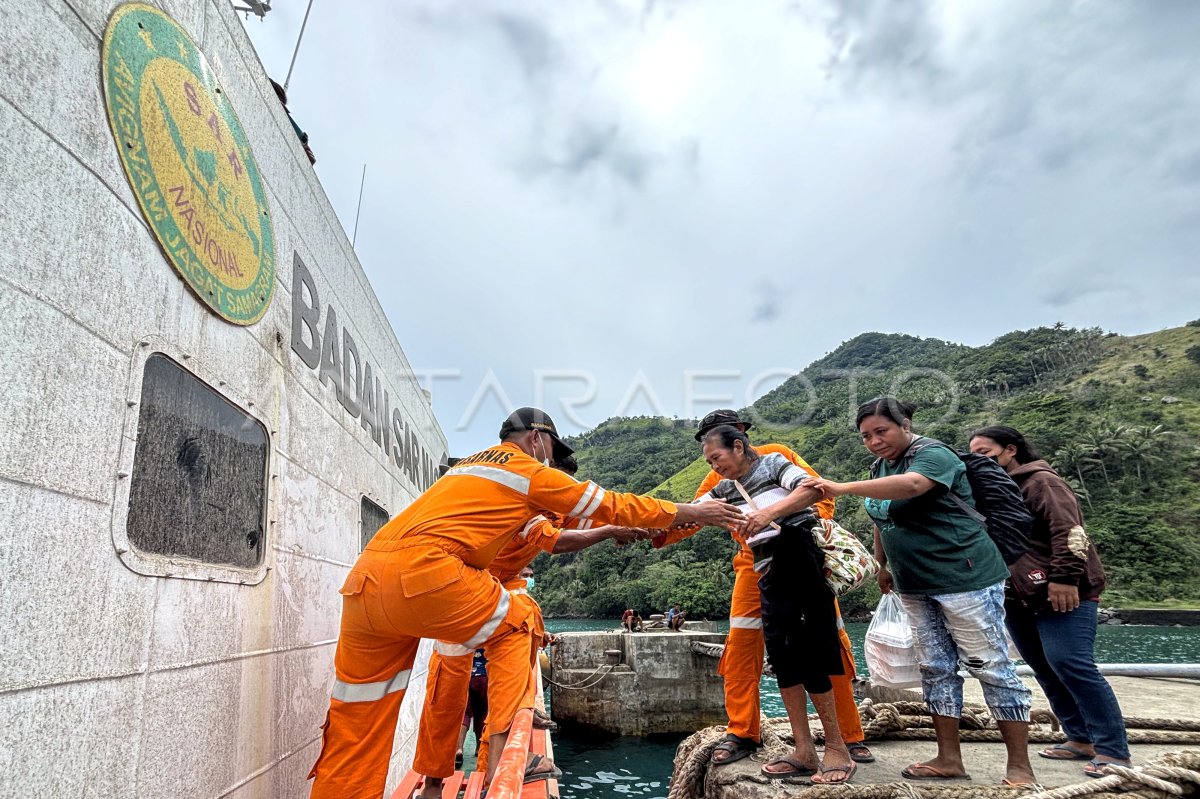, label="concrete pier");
[550,630,726,735]
[696,675,1200,797]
